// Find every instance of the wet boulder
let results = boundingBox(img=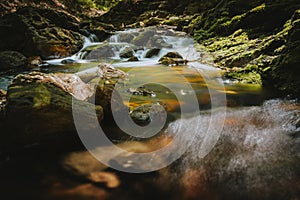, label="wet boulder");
[159,52,187,66]
[5,72,103,145]
[119,47,135,58]
[80,44,115,60]
[132,28,156,46]
[161,52,183,59]
[146,35,172,48]
[145,48,161,58]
